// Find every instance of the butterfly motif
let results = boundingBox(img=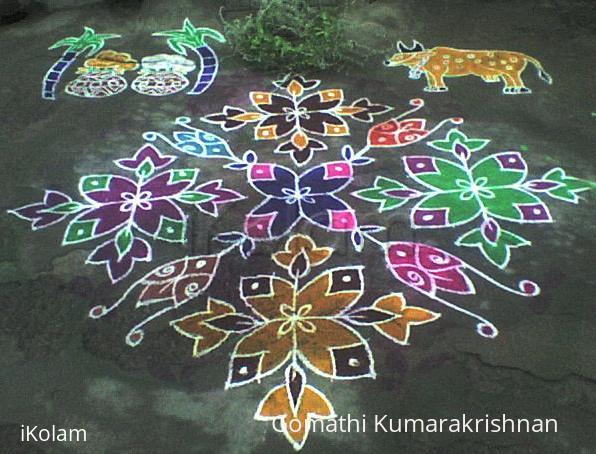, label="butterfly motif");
[244,161,358,240]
